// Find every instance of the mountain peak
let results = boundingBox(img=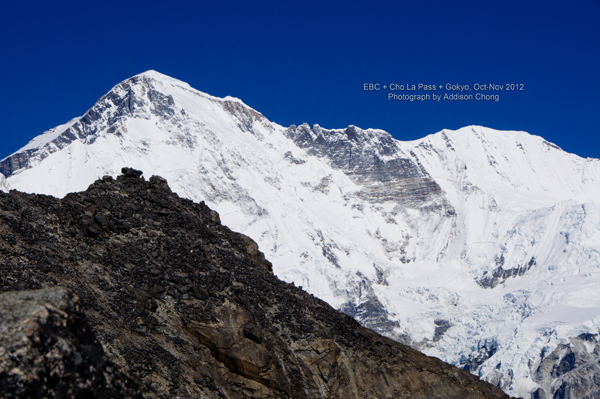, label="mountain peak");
[130,70,250,107]
[131,69,192,89]
[0,71,264,180]
[134,69,170,79]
